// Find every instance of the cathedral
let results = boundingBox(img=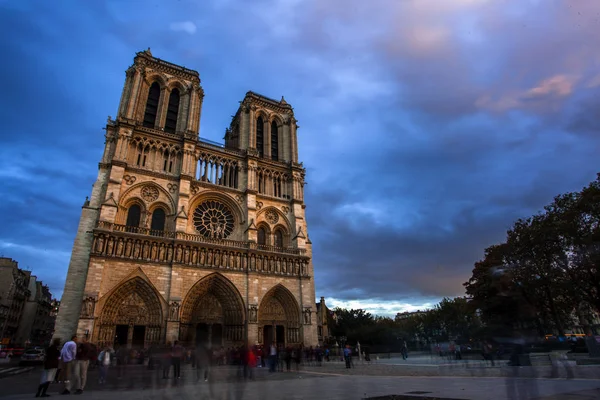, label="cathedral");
[53,49,318,349]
